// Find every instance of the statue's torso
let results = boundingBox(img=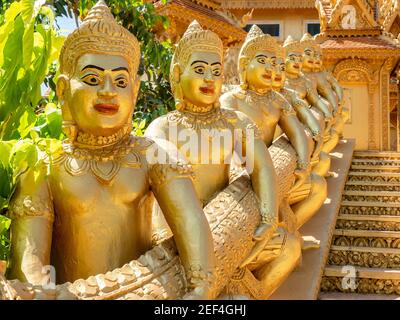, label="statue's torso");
[284,76,308,101]
[220,89,283,146]
[146,108,242,205]
[47,137,154,283]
